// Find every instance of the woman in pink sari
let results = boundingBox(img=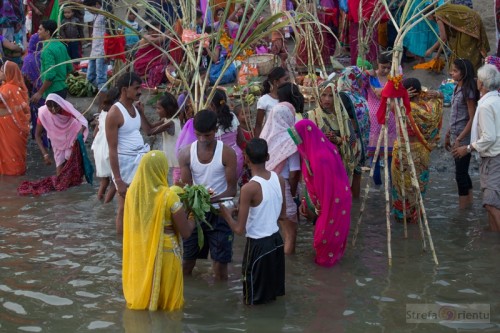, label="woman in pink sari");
[18,94,91,195]
[289,119,352,267]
